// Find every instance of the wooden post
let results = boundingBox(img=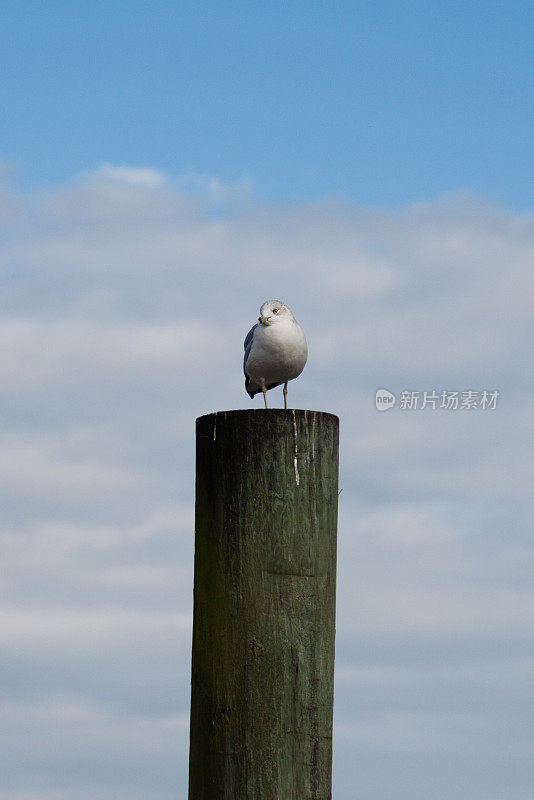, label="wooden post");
[189,409,339,800]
